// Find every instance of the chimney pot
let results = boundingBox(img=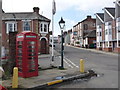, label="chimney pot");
[33,7,39,14]
[87,15,91,19]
